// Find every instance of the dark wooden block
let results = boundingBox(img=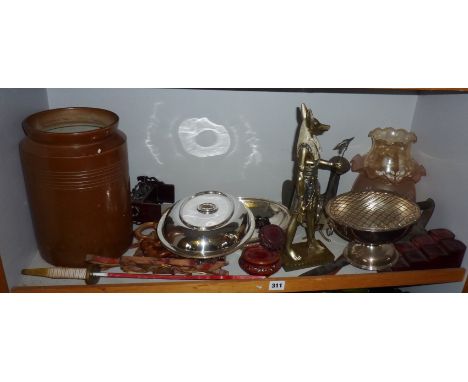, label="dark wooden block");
[439,239,466,268]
